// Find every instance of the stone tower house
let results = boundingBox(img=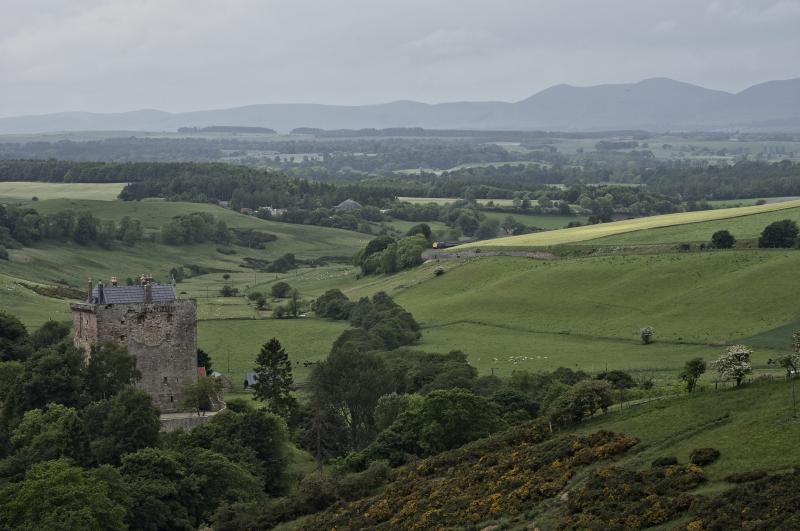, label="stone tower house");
[70,278,197,413]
